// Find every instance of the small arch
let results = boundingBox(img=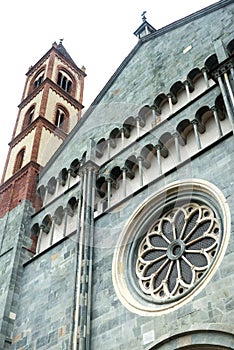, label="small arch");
[42,215,52,233]
[176,119,193,143]
[187,67,202,84]
[70,158,80,177]
[109,166,122,187]
[59,168,68,186]
[226,38,234,55]
[170,81,185,103]
[47,177,57,195]
[204,53,219,72]
[109,128,121,148]
[54,206,64,225]
[215,94,227,120]
[159,132,175,158]
[140,144,155,159]
[96,176,107,198]
[123,116,136,138]
[13,147,25,174]
[140,144,155,168]
[154,93,168,113]
[67,197,78,216]
[37,185,46,201]
[124,155,138,179]
[195,106,212,127]
[138,105,152,127]
[96,138,107,158]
